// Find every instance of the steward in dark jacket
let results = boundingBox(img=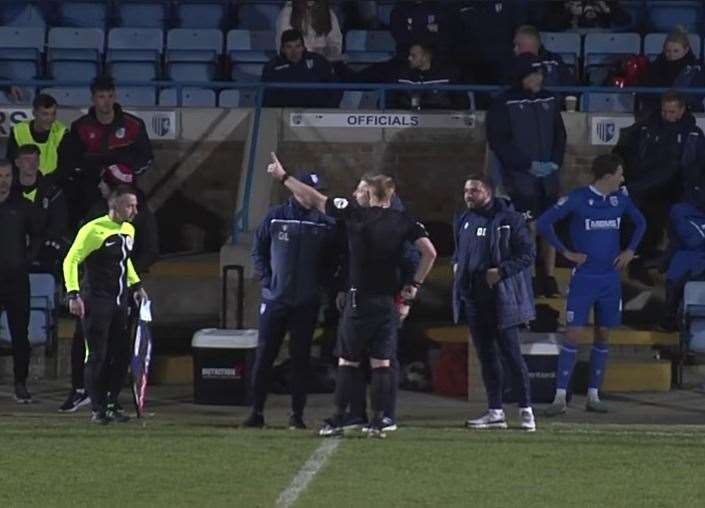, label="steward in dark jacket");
[245,172,337,428]
[453,176,536,429]
[262,29,341,109]
[643,45,705,113]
